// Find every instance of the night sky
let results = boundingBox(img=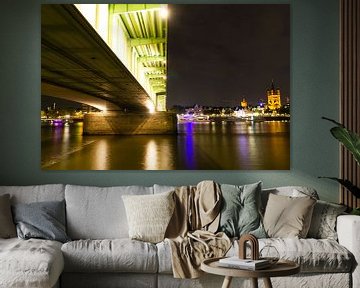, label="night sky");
[42,95,82,110]
[167,4,290,108]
